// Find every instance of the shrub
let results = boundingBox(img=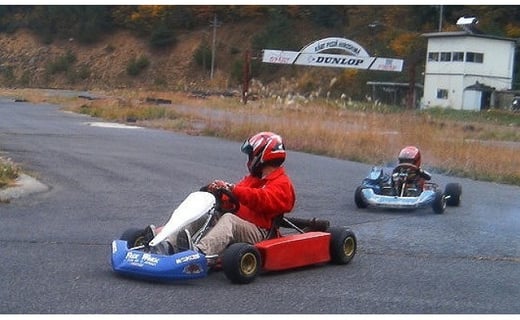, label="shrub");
[126,55,150,76]
[46,50,77,74]
[149,25,177,48]
[0,159,19,189]
[1,66,16,86]
[193,42,211,71]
